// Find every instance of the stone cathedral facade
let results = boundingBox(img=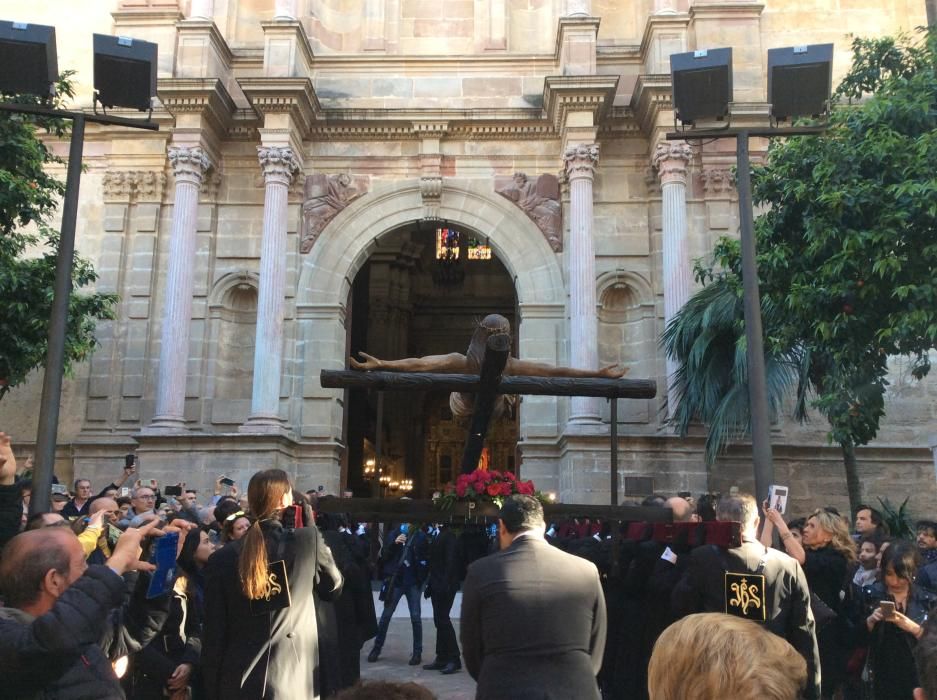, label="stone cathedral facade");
[3,0,936,514]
